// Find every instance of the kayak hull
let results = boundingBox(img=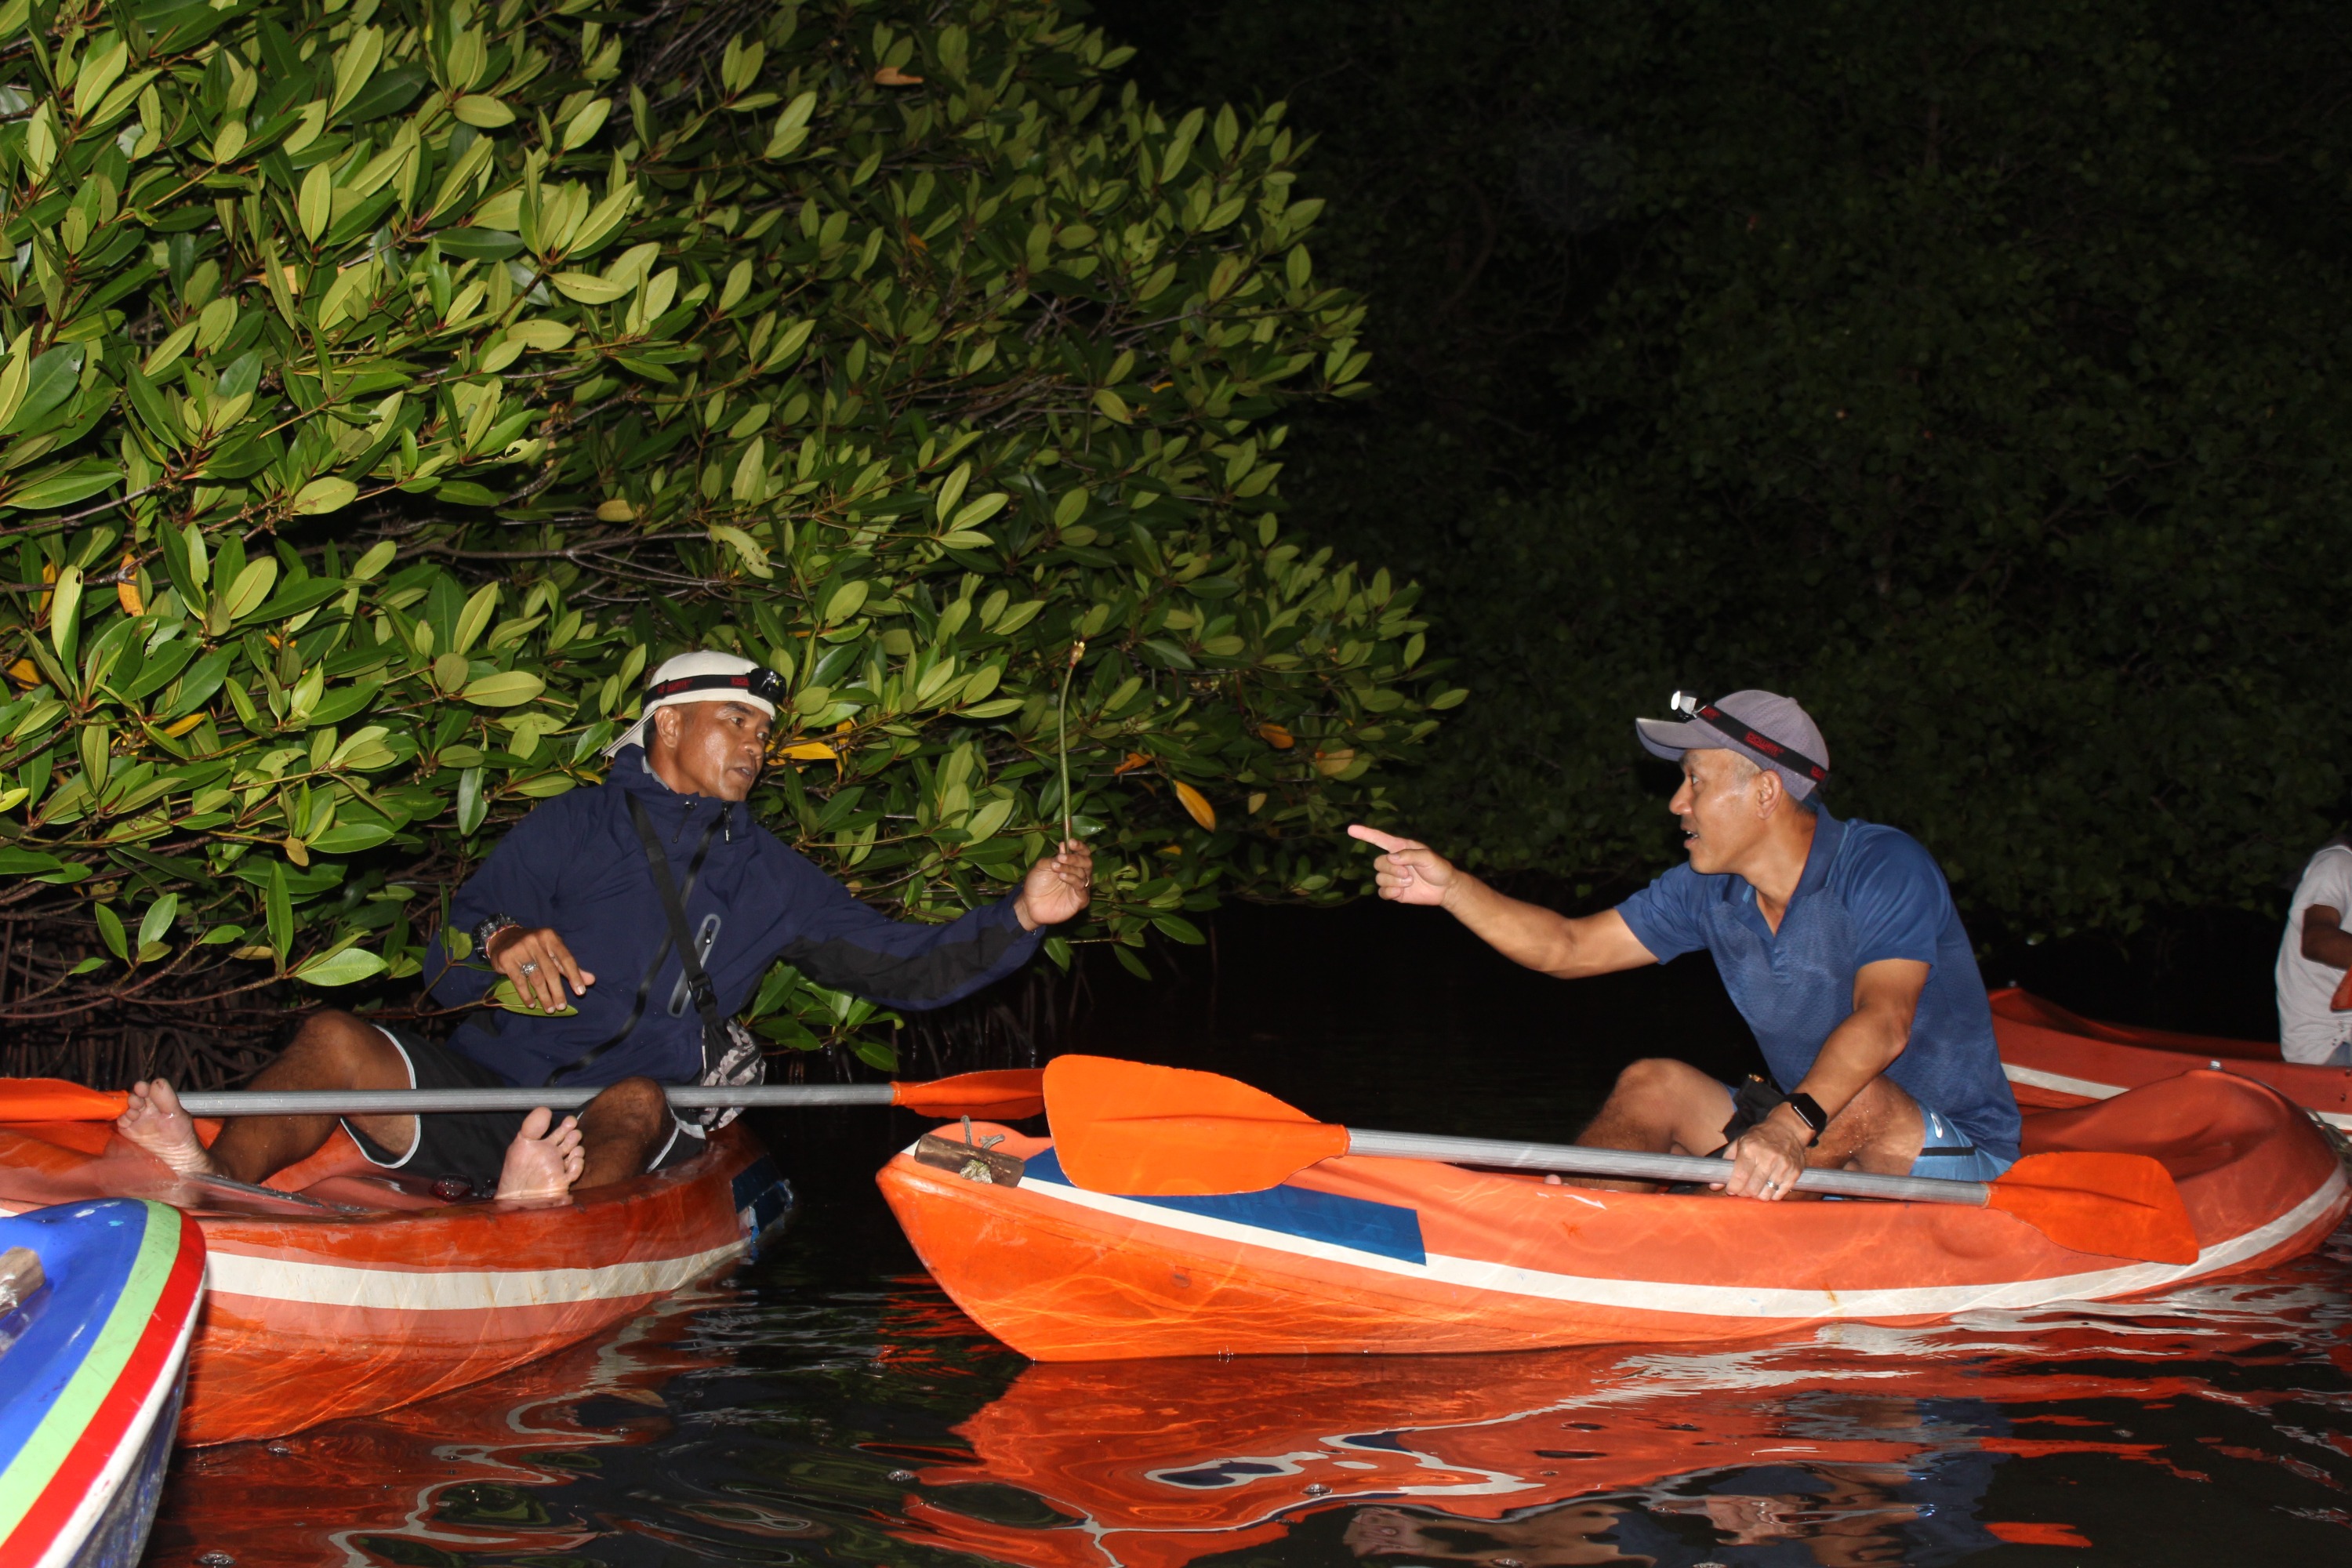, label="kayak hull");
[1993,986,2352,1131]
[0,1123,793,1446]
[0,1200,205,1568]
[880,1073,2347,1360]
